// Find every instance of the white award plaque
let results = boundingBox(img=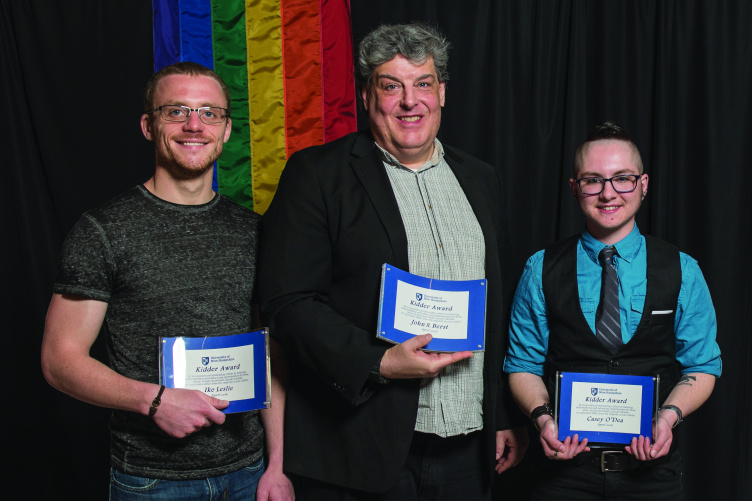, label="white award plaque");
[556,372,658,445]
[159,329,271,413]
[376,264,487,352]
